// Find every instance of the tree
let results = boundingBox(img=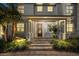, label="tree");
[7,3,21,40]
[0,4,8,41]
[0,3,21,42]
